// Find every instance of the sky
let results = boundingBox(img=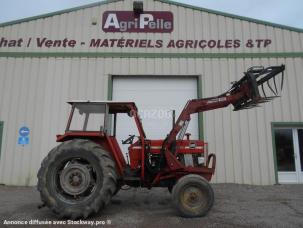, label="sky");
[0,0,302,29]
